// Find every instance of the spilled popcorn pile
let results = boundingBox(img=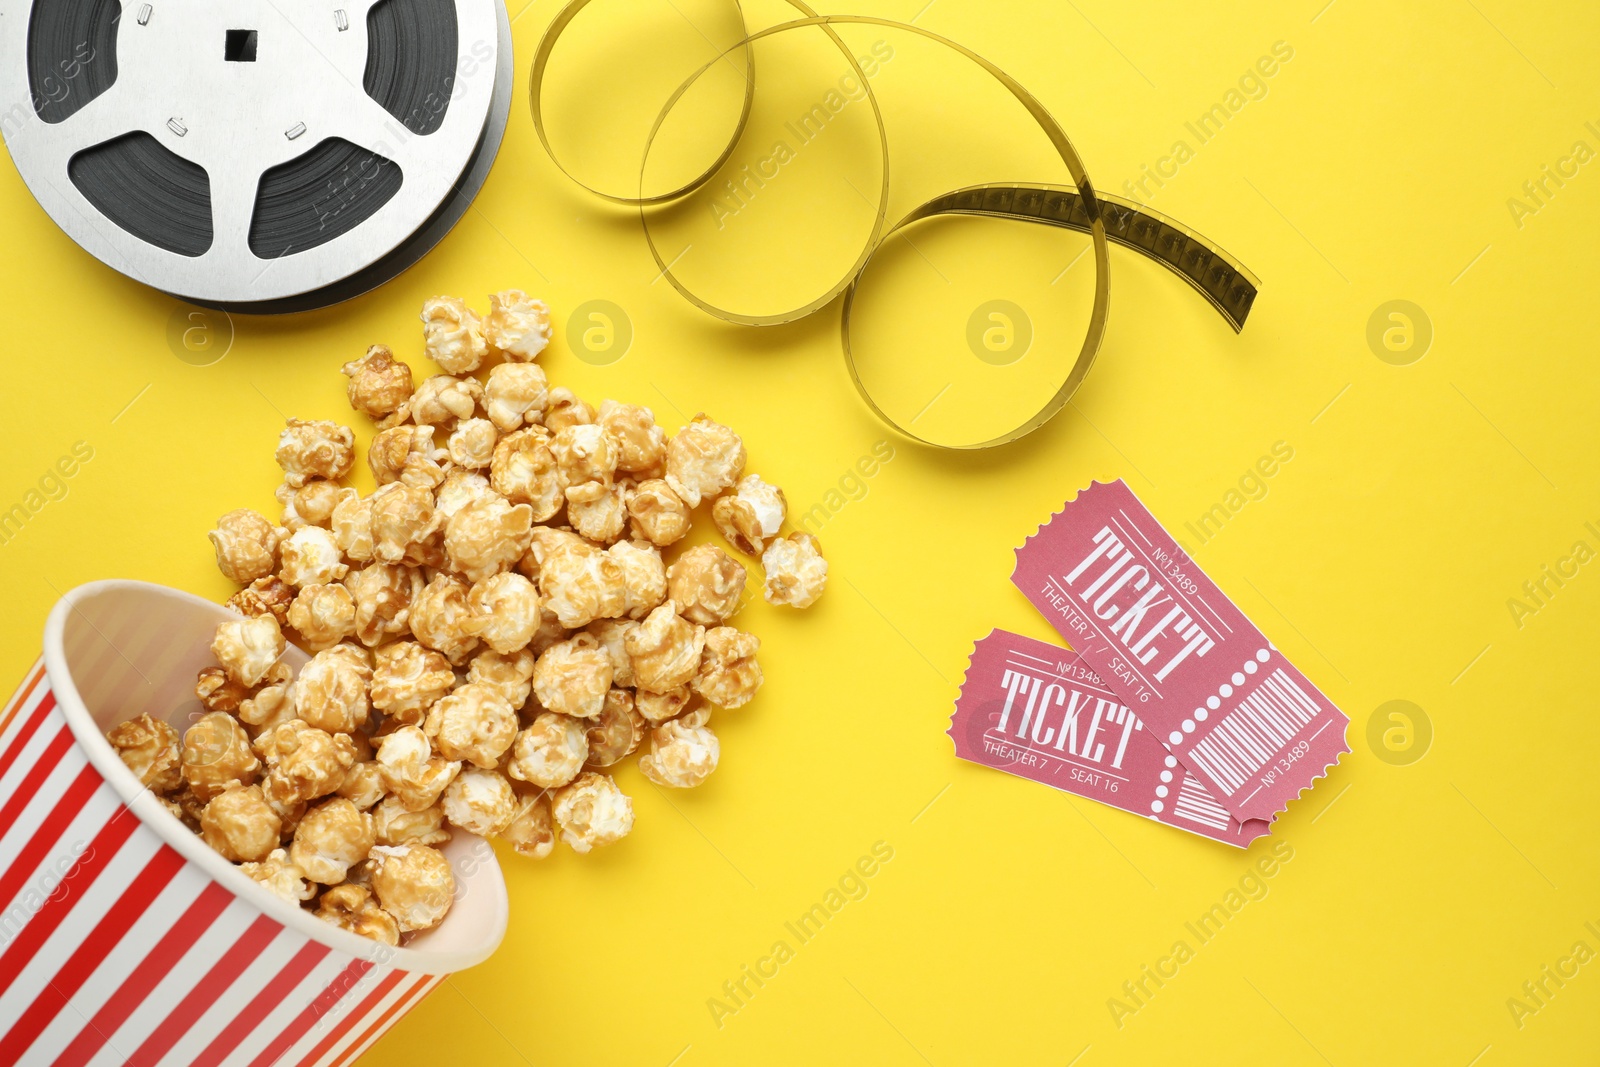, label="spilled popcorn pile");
[104,291,826,944]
